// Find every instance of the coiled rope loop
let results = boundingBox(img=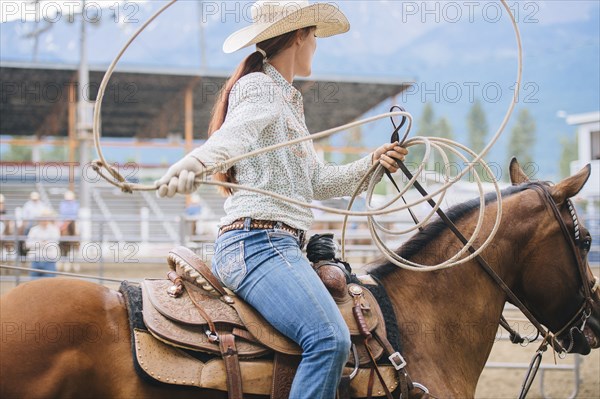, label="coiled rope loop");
[92,0,522,272]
